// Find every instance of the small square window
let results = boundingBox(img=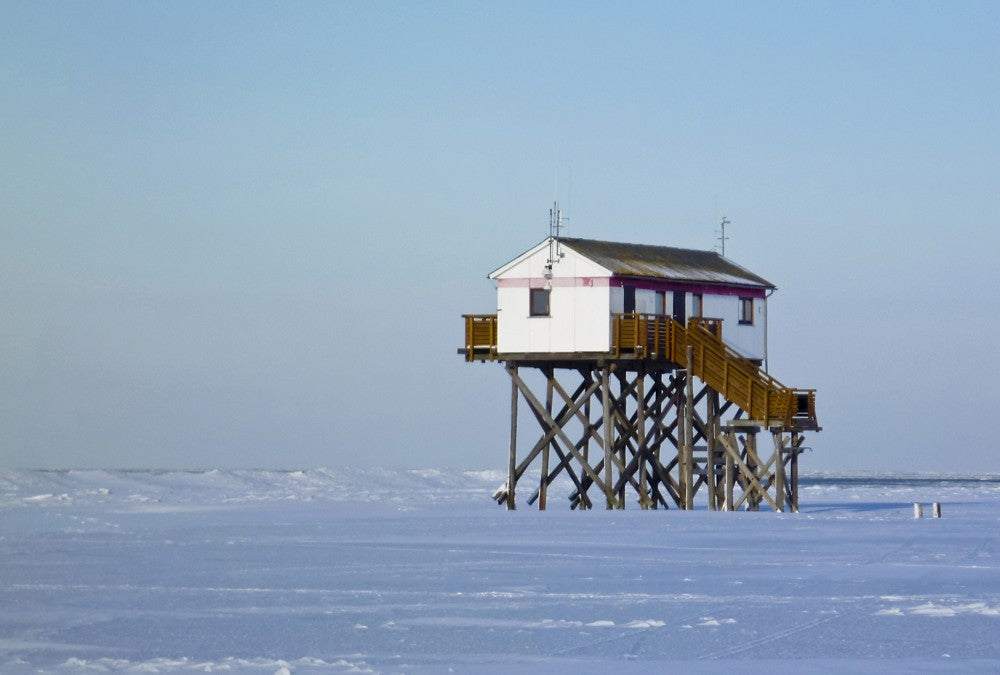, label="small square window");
[739,297,753,325]
[530,288,551,316]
